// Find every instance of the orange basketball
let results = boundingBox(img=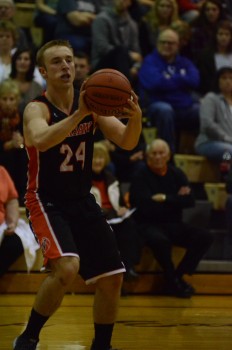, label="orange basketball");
[84,68,132,116]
